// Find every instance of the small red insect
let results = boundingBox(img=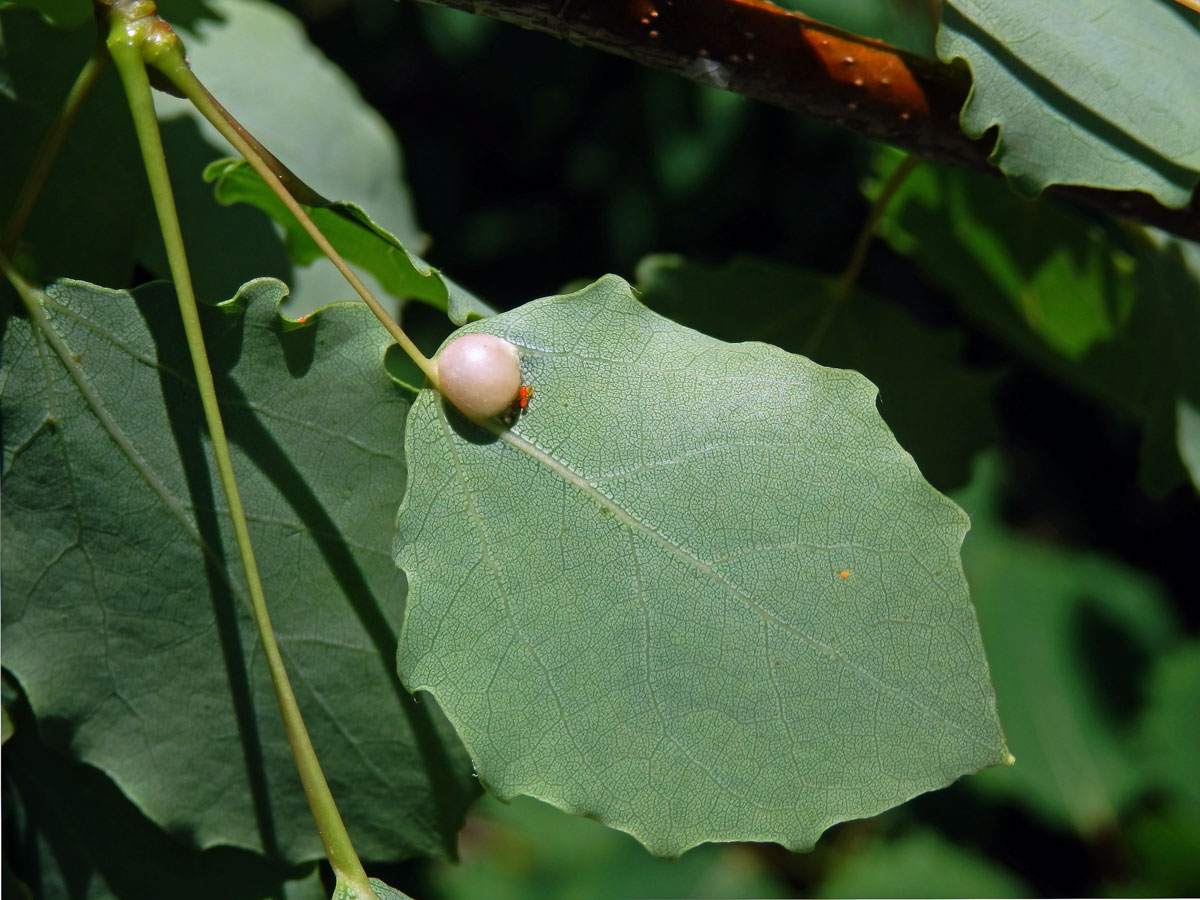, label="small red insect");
[502,384,534,426]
